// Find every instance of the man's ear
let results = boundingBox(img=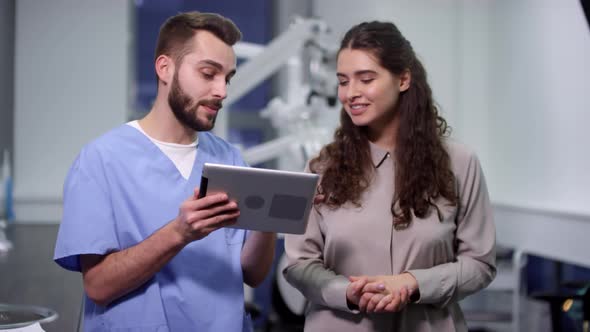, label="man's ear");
[155,55,174,85]
[399,69,411,92]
